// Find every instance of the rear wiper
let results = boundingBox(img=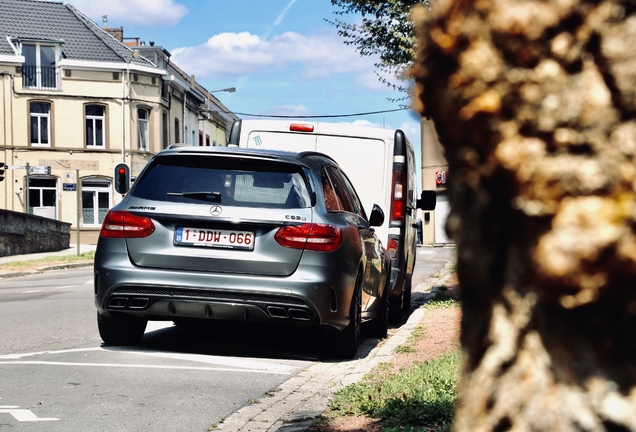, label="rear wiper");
[167,191,222,202]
